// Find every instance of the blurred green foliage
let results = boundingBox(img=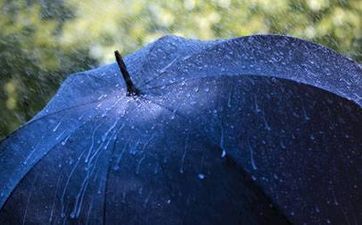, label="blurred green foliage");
[0,0,361,139]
